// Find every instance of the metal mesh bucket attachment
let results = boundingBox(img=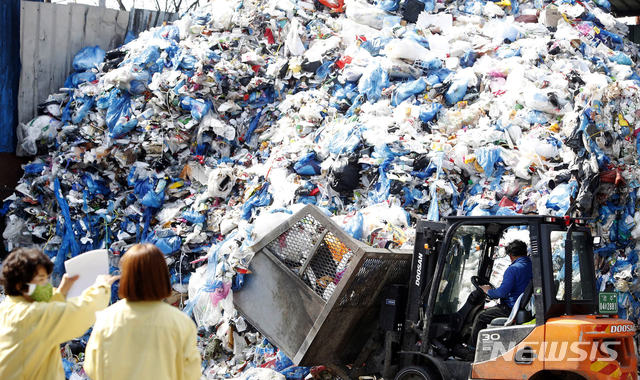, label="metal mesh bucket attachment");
[234,205,412,378]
